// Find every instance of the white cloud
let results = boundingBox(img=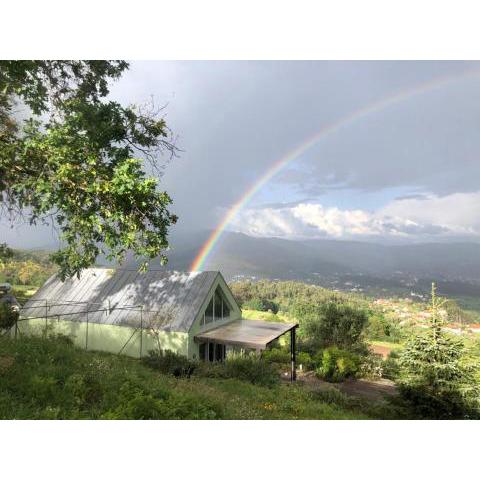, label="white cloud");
[379,192,480,233]
[229,191,480,241]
